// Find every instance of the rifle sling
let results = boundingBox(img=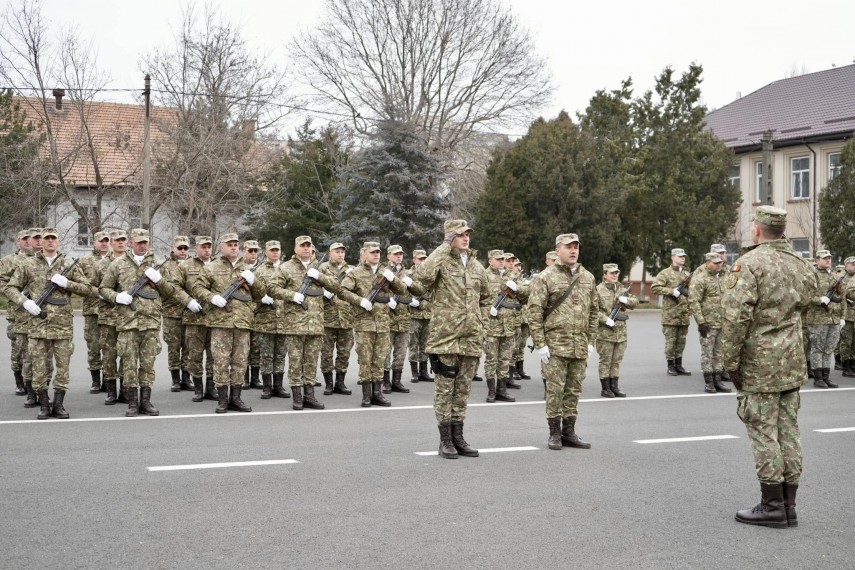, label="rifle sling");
[543,271,582,321]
